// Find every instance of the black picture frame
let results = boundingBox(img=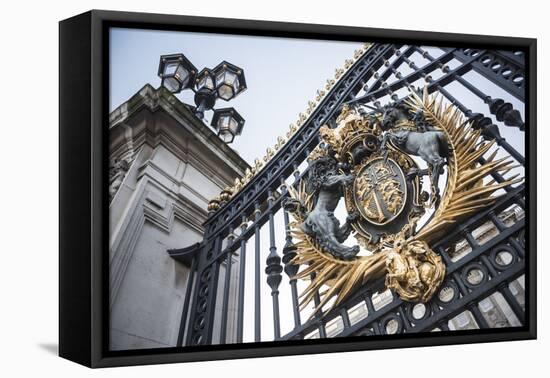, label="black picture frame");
[59,9,537,368]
